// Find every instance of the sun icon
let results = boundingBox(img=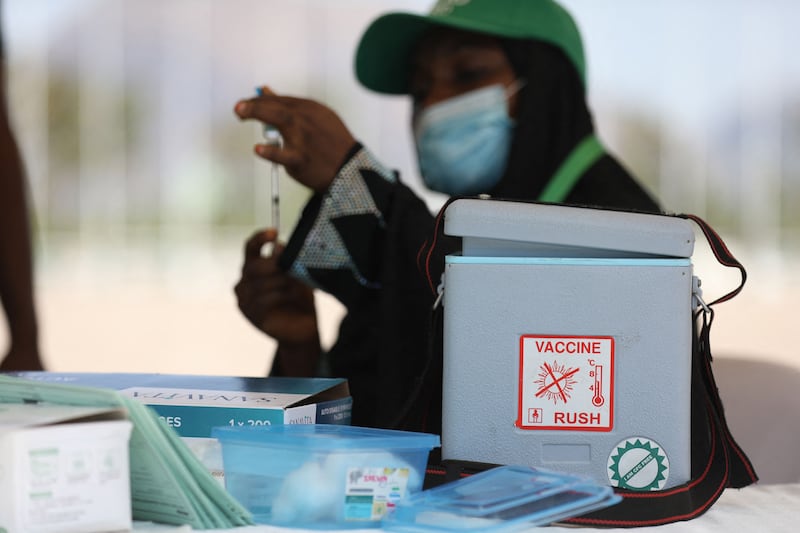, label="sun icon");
[608,438,670,491]
[534,361,579,404]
